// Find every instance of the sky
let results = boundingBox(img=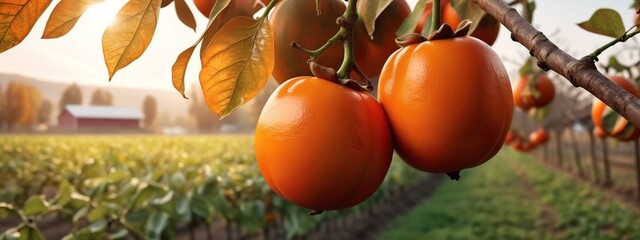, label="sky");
[0,0,637,93]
